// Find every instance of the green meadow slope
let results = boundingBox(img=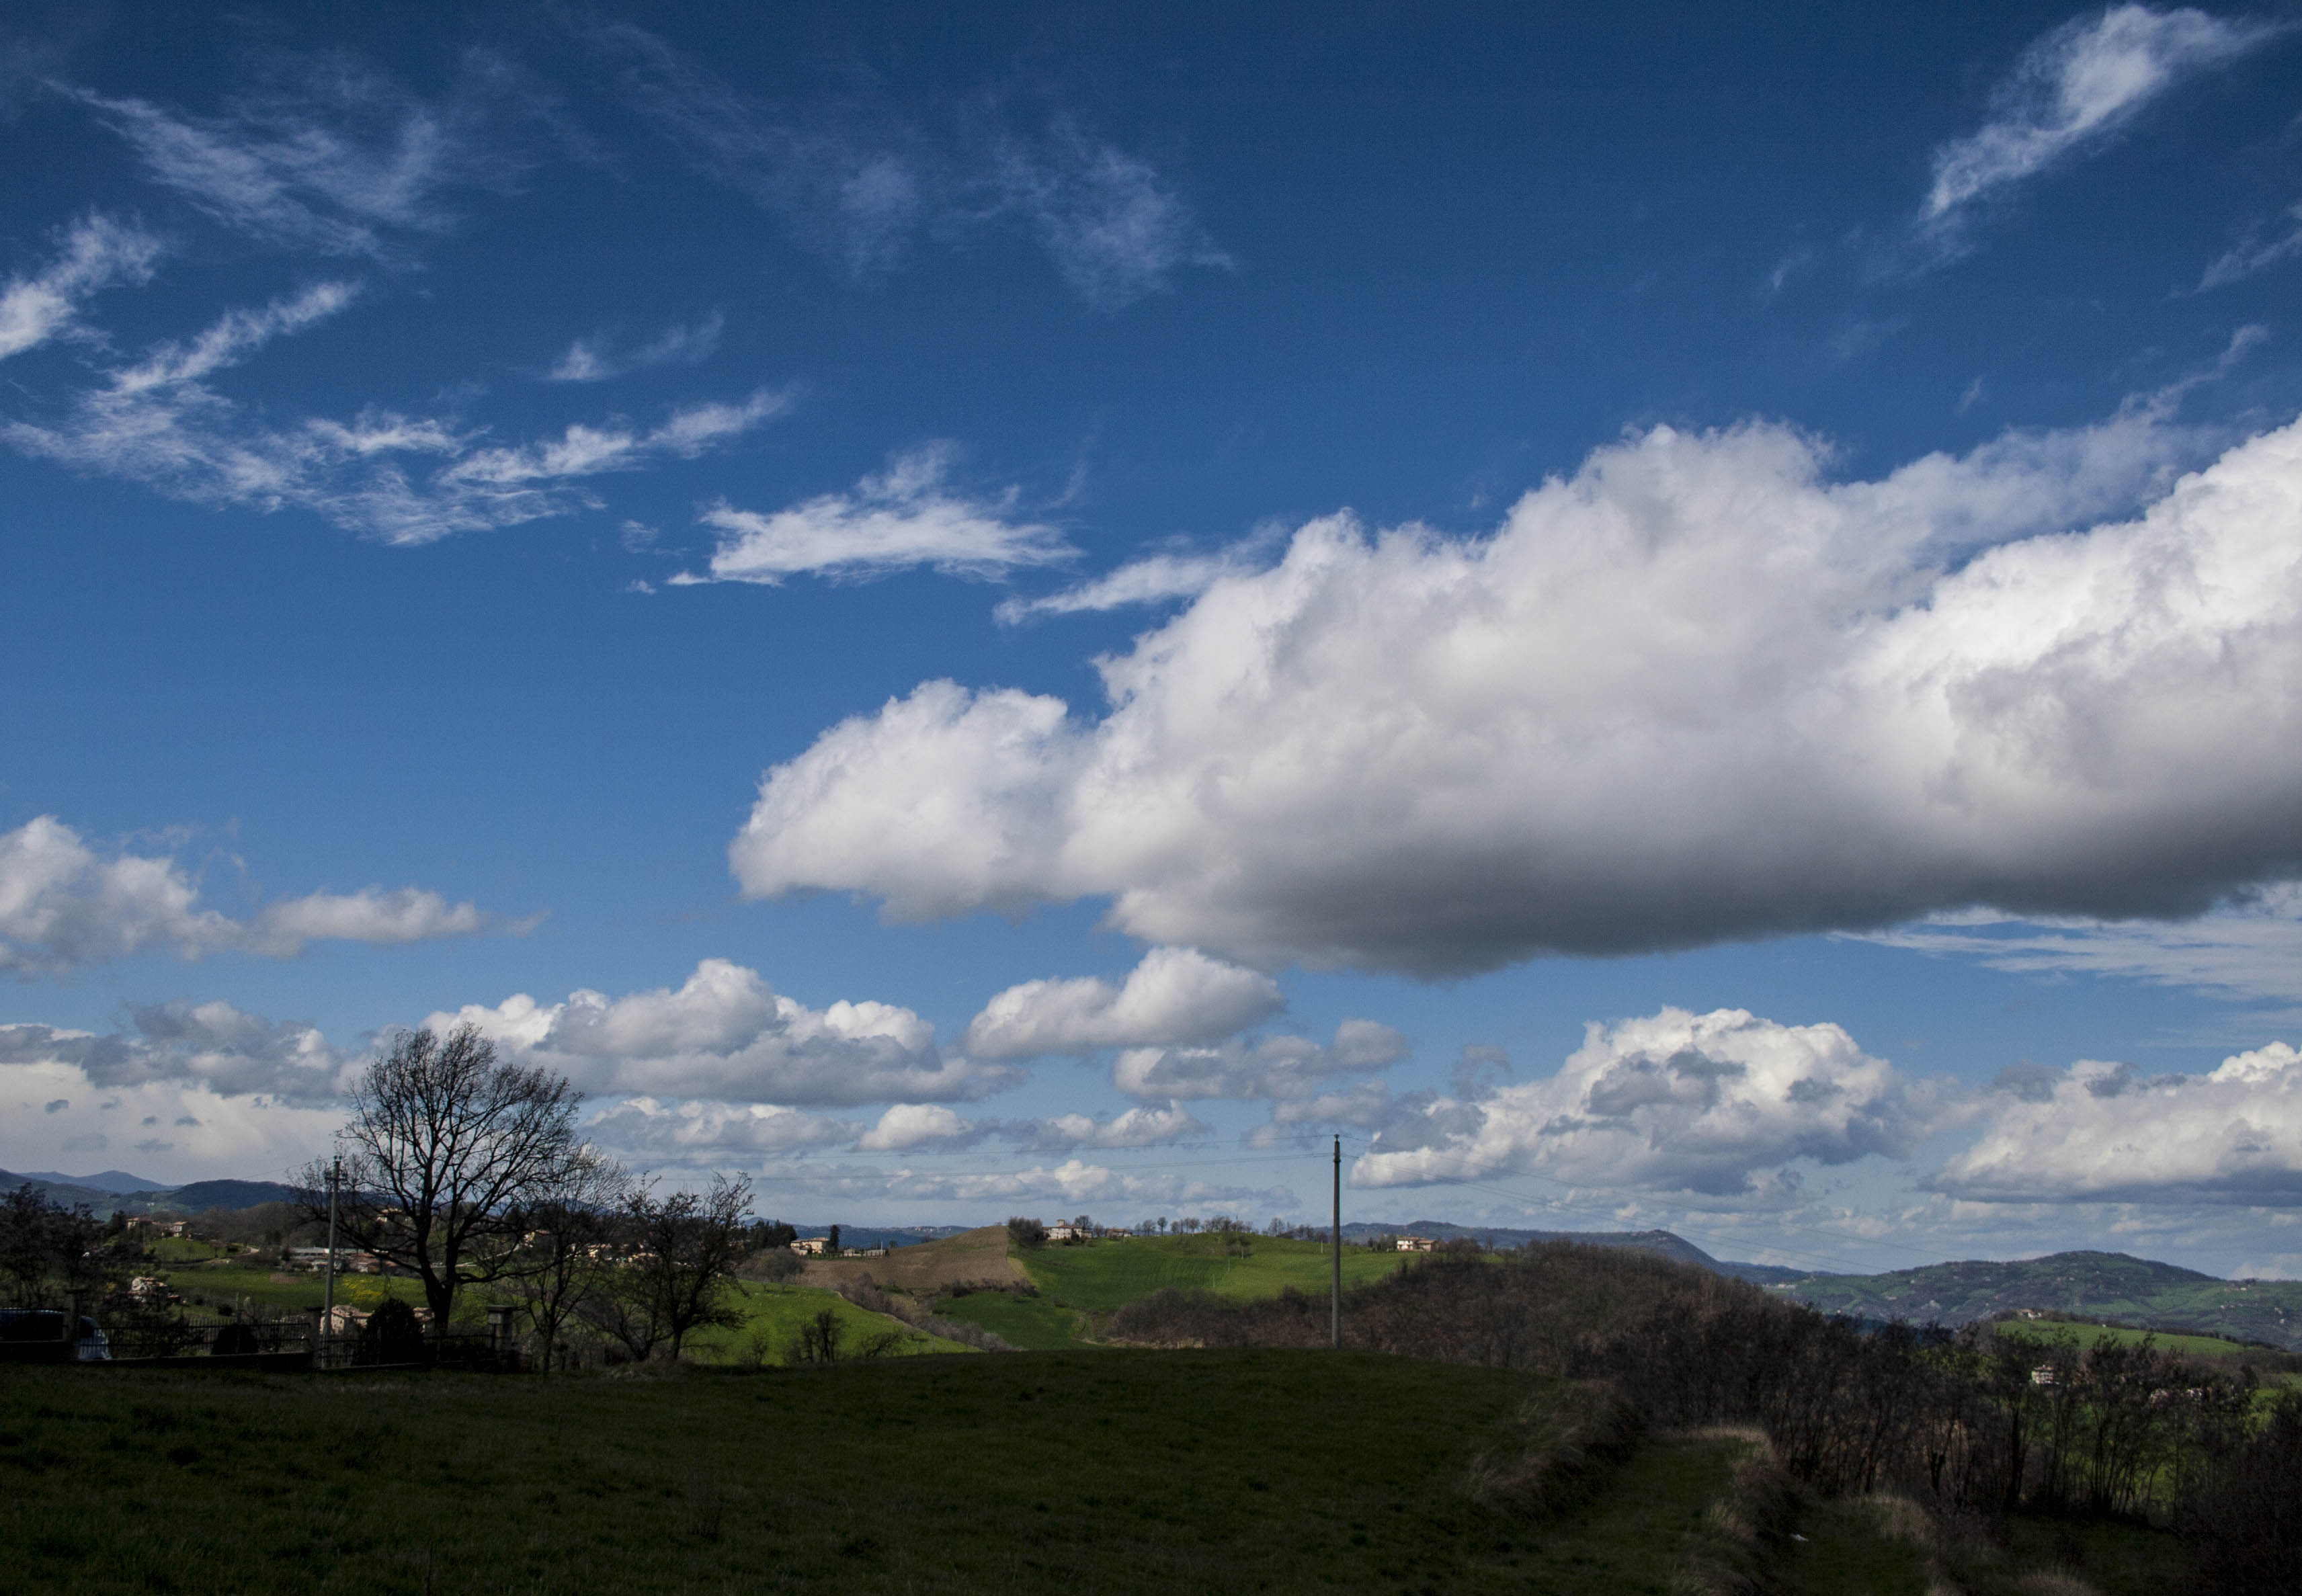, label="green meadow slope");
[1,1351,1756,1595]
[125,1242,957,1366]
[931,1231,1417,1347]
